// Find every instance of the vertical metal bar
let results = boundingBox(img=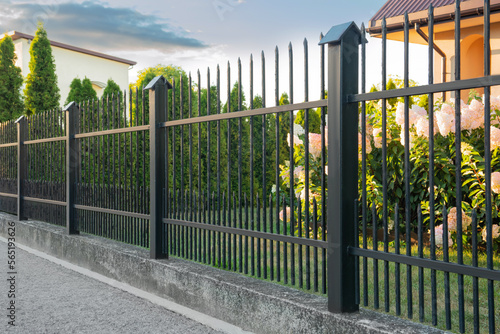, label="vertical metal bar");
[227,62,234,271]
[320,32,327,296]
[471,210,479,334]
[359,25,366,308]
[148,76,170,259]
[314,198,319,292]
[484,2,495,332]
[427,4,438,327]
[66,103,79,234]
[244,193,249,274]
[395,203,400,315]
[206,69,211,265]
[189,73,194,257]
[372,203,379,309]
[403,13,413,320]
[198,69,202,232]
[16,116,26,221]
[380,16,389,314]
[233,192,237,271]
[418,206,424,322]
[276,46,286,284]
[288,40,295,287]
[443,206,451,330]
[302,38,309,290]
[250,54,260,278]
[323,22,360,313]
[454,1,465,332]
[288,41,295,246]
[180,76,185,256]
[283,196,288,284]
[217,65,222,268]
[171,78,177,254]
[238,59,243,273]
[261,51,269,280]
